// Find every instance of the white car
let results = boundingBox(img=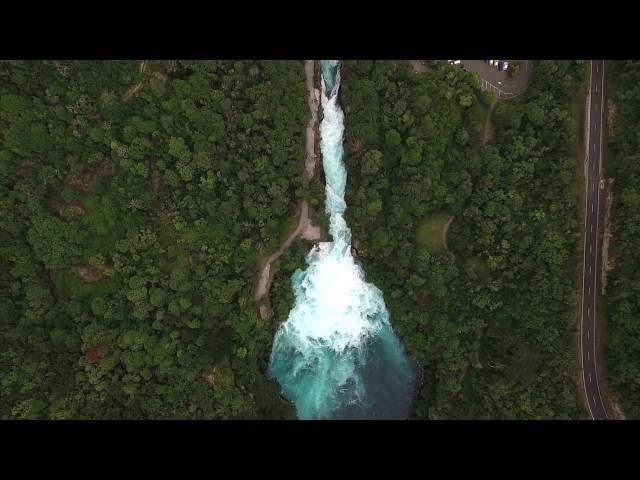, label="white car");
[502,61,509,70]
[453,60,461,65]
